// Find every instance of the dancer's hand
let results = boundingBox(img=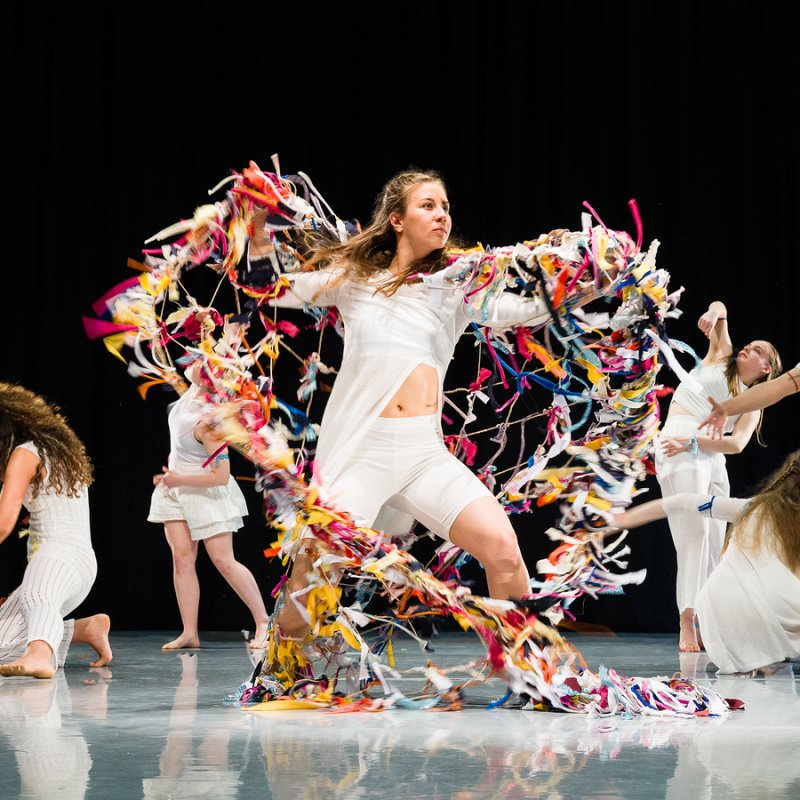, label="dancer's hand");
[698,308,721,338]
[153,467,182,488]
[661,437,691,457]
[699,397,727,439]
